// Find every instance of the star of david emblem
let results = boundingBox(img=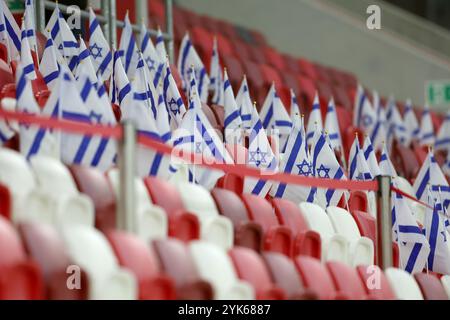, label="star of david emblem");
[89,43,103,60]
[249,147,268,167]
[146,56,155,71]
[362,114,373,127]
[316,164,330,178]
[296,159,311,176]
[89,111,102,124]
[58,43,63,51]
[168,98,179,114]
